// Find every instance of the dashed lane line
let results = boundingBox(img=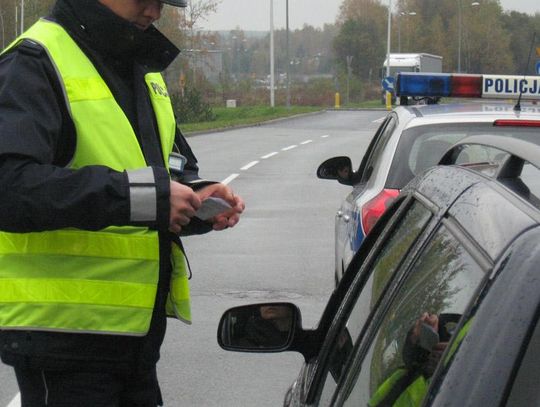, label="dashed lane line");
[221,173,239,185]
[261,152,278,159]
[282,145,297,151]
[240,161,259,171]
[300,140,313,145]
